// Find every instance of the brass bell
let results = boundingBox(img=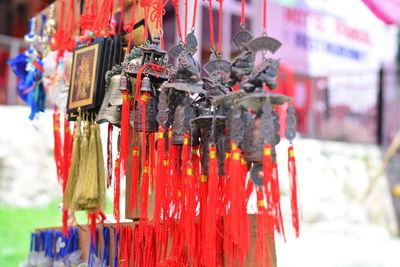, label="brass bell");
[97,73,122,127]
[132,77,158,132]
[139,76,152,92]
